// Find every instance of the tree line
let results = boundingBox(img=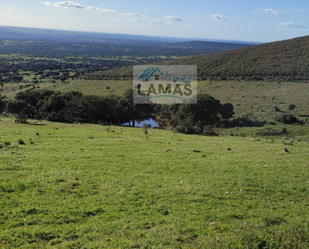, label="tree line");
[0,89,235,135]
